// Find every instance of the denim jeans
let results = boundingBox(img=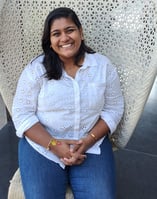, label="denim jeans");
[19,136,116,199]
